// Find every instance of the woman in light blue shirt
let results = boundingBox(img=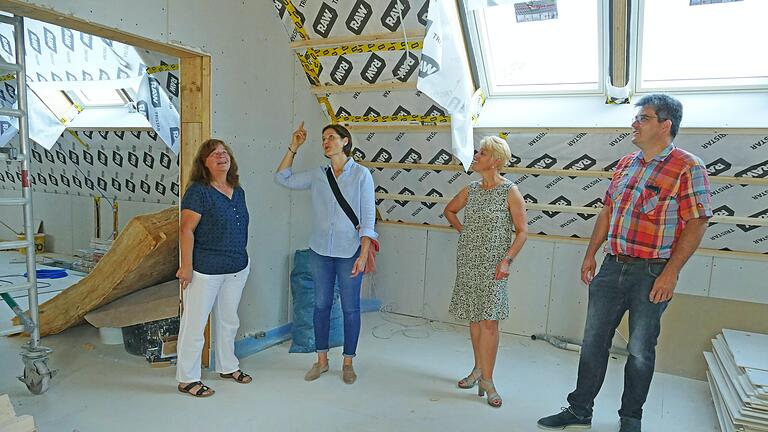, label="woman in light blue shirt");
[275,122,377,385]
